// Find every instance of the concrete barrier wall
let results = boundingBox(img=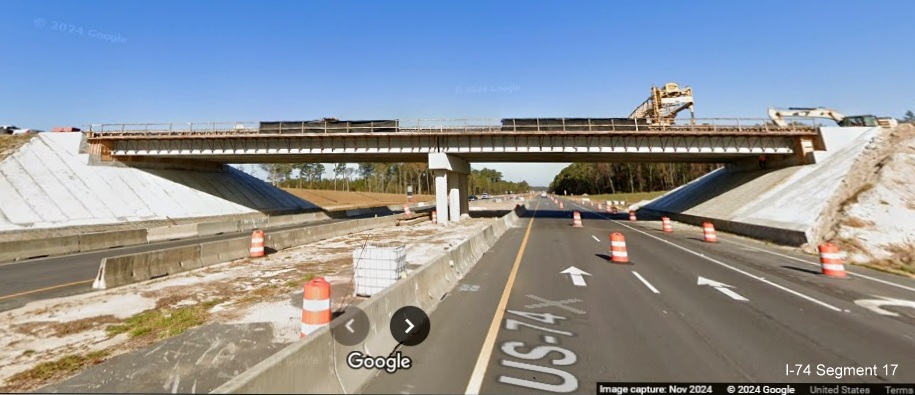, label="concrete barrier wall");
[0,235,81,262]
[200,237,250,266]
[213,205,526,394]
[94,214,406,290]
[78,229,148,252]
[93,244,201,289]
[197,220,240,236]
[1,205,407,264]
[236,218,269,232]
[640,208,808,246]
[212,326,343,394]
[147,223,198,242]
